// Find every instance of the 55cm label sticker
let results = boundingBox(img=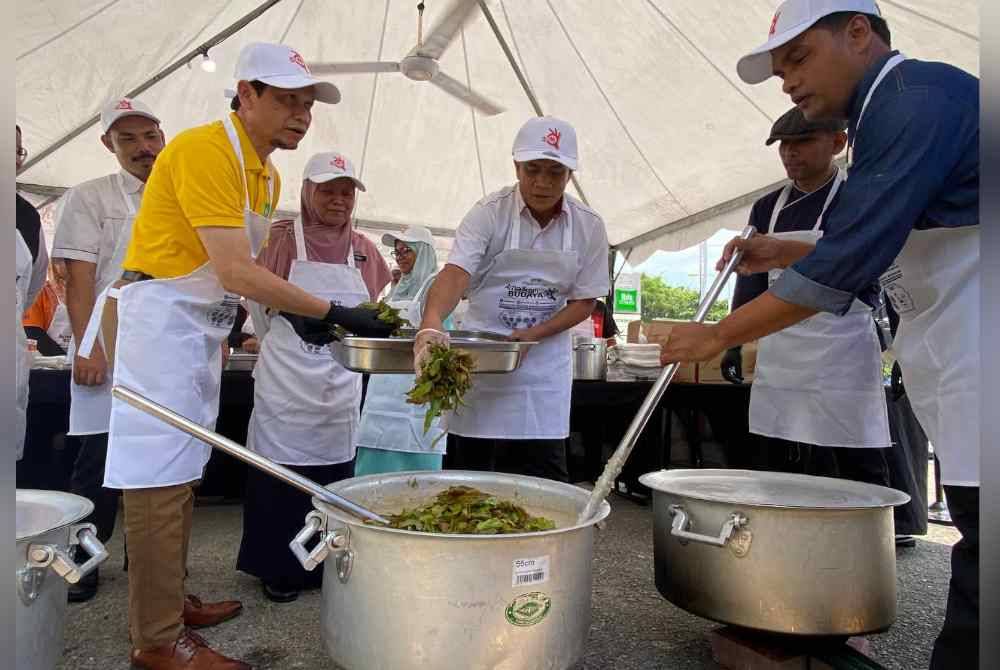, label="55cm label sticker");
[505,592,551,627]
